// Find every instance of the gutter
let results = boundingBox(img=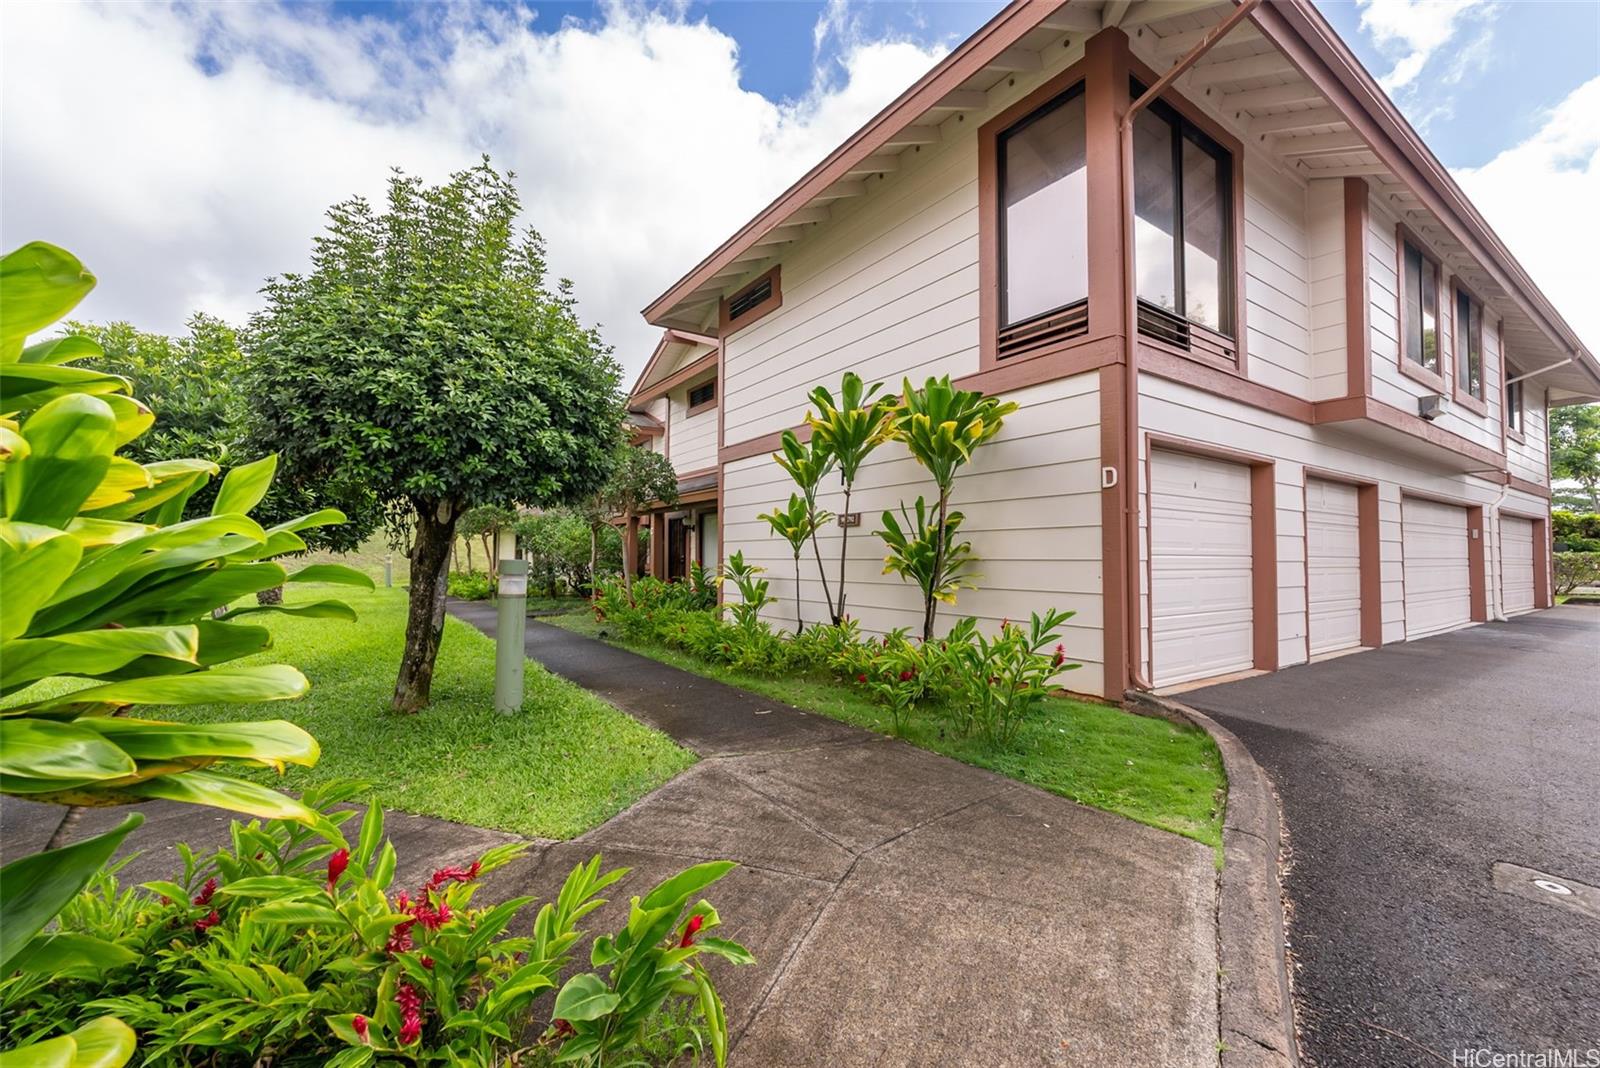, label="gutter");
[1118,0,1263,693]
